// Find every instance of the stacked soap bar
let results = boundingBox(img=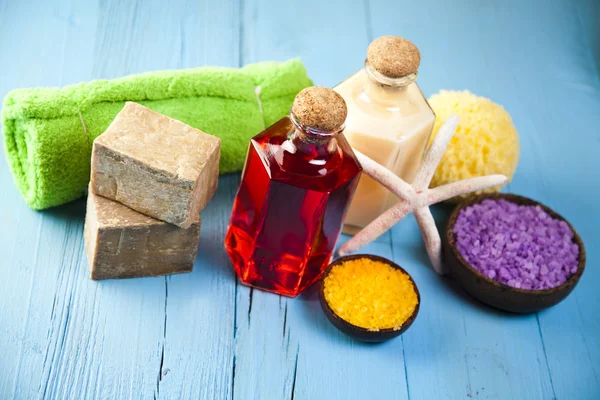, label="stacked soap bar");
[84,191,202,280]
[84,102,221,280]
